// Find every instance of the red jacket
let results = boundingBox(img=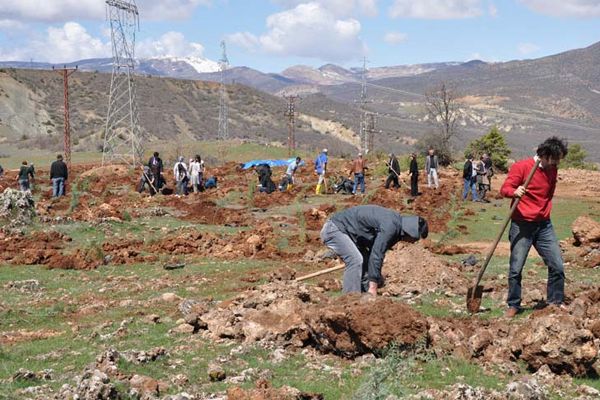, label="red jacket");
[500,157,557,222]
